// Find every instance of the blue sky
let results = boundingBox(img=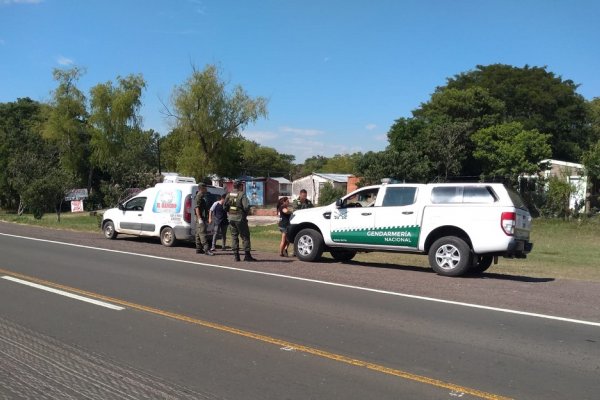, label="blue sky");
[1,0,599,162]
